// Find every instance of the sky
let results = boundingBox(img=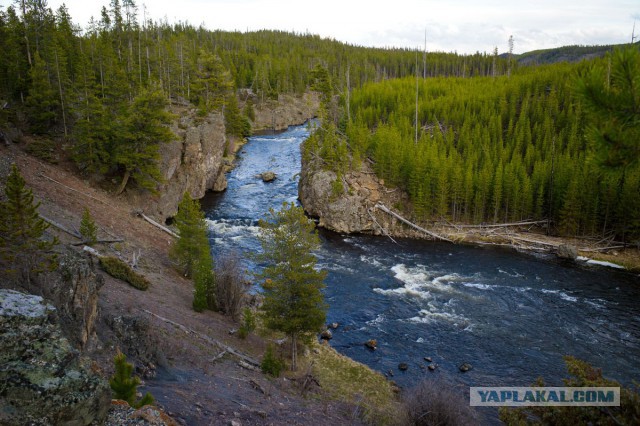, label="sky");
[4,0,639,54]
